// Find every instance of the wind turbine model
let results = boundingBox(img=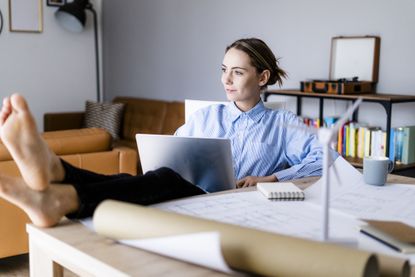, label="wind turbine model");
[269,97,363,241]
[316,97,363,242]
